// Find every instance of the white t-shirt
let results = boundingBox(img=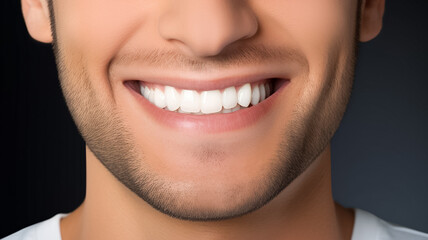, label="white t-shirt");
[2,209,428,240]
